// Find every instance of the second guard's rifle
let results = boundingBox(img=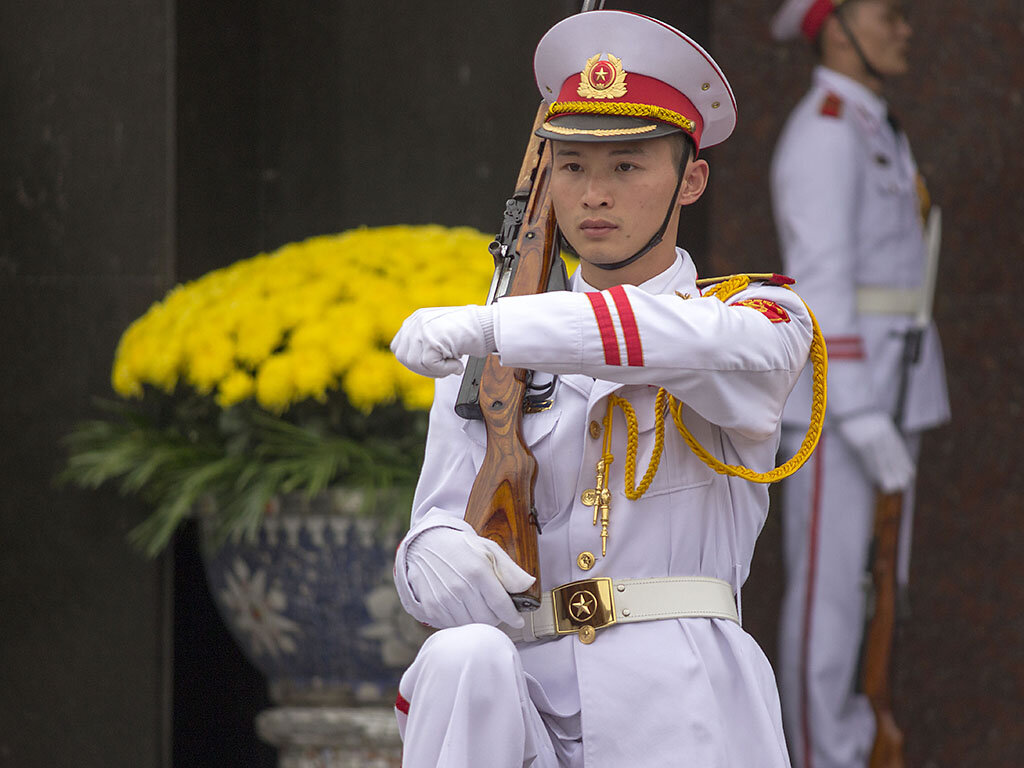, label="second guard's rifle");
[860,205,942,768]
[862,489,905,768]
